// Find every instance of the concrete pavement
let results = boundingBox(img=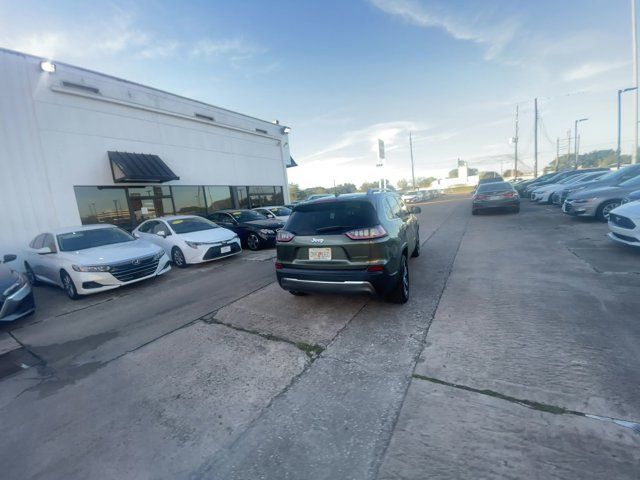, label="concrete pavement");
[1,196,639,479]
